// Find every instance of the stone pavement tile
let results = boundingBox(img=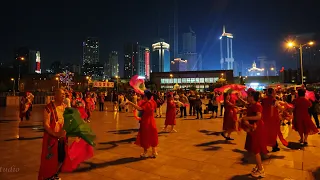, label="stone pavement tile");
[264,164,309,179]
[203,156,235,168]
[107,166,147,180]
[269,159,303,170]
[150,165,190,179]
[61,171,114,180]
[169,151,212,162]
[138,172,172,180]
[164,157,202,171]
[125,158,166,173]
[176,170,224,180]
